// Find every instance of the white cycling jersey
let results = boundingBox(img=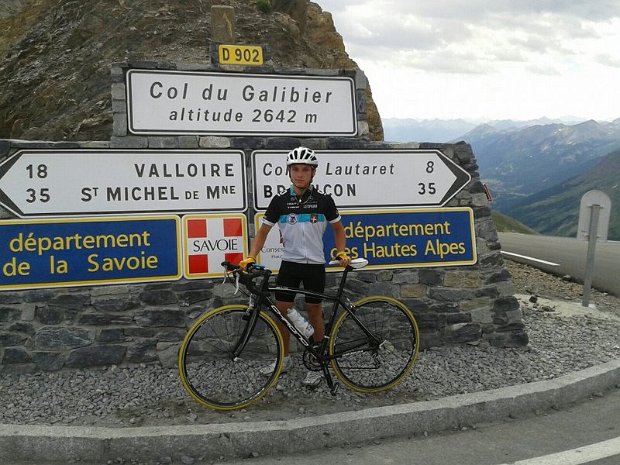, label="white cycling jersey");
[262,185,341,264]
